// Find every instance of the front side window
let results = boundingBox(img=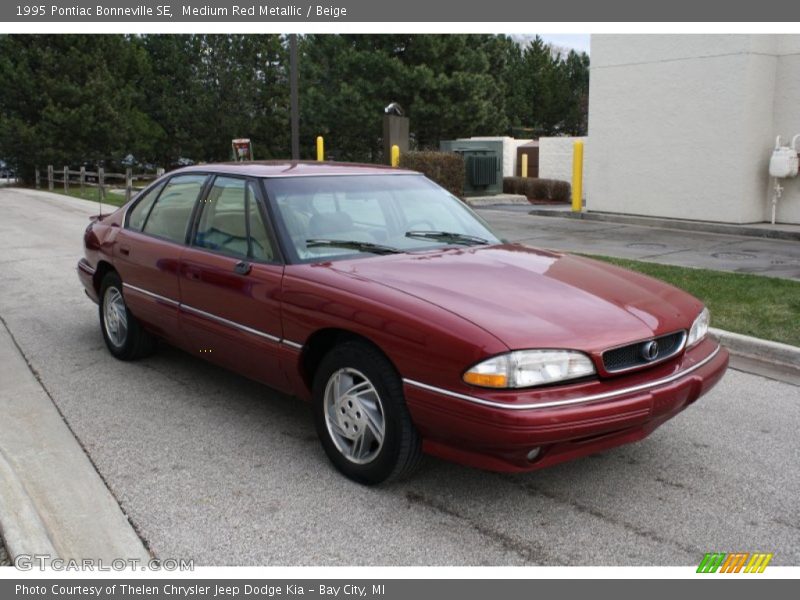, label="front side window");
[194,177,274,261]
[268,174,500,262]
[142,175,207,244]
